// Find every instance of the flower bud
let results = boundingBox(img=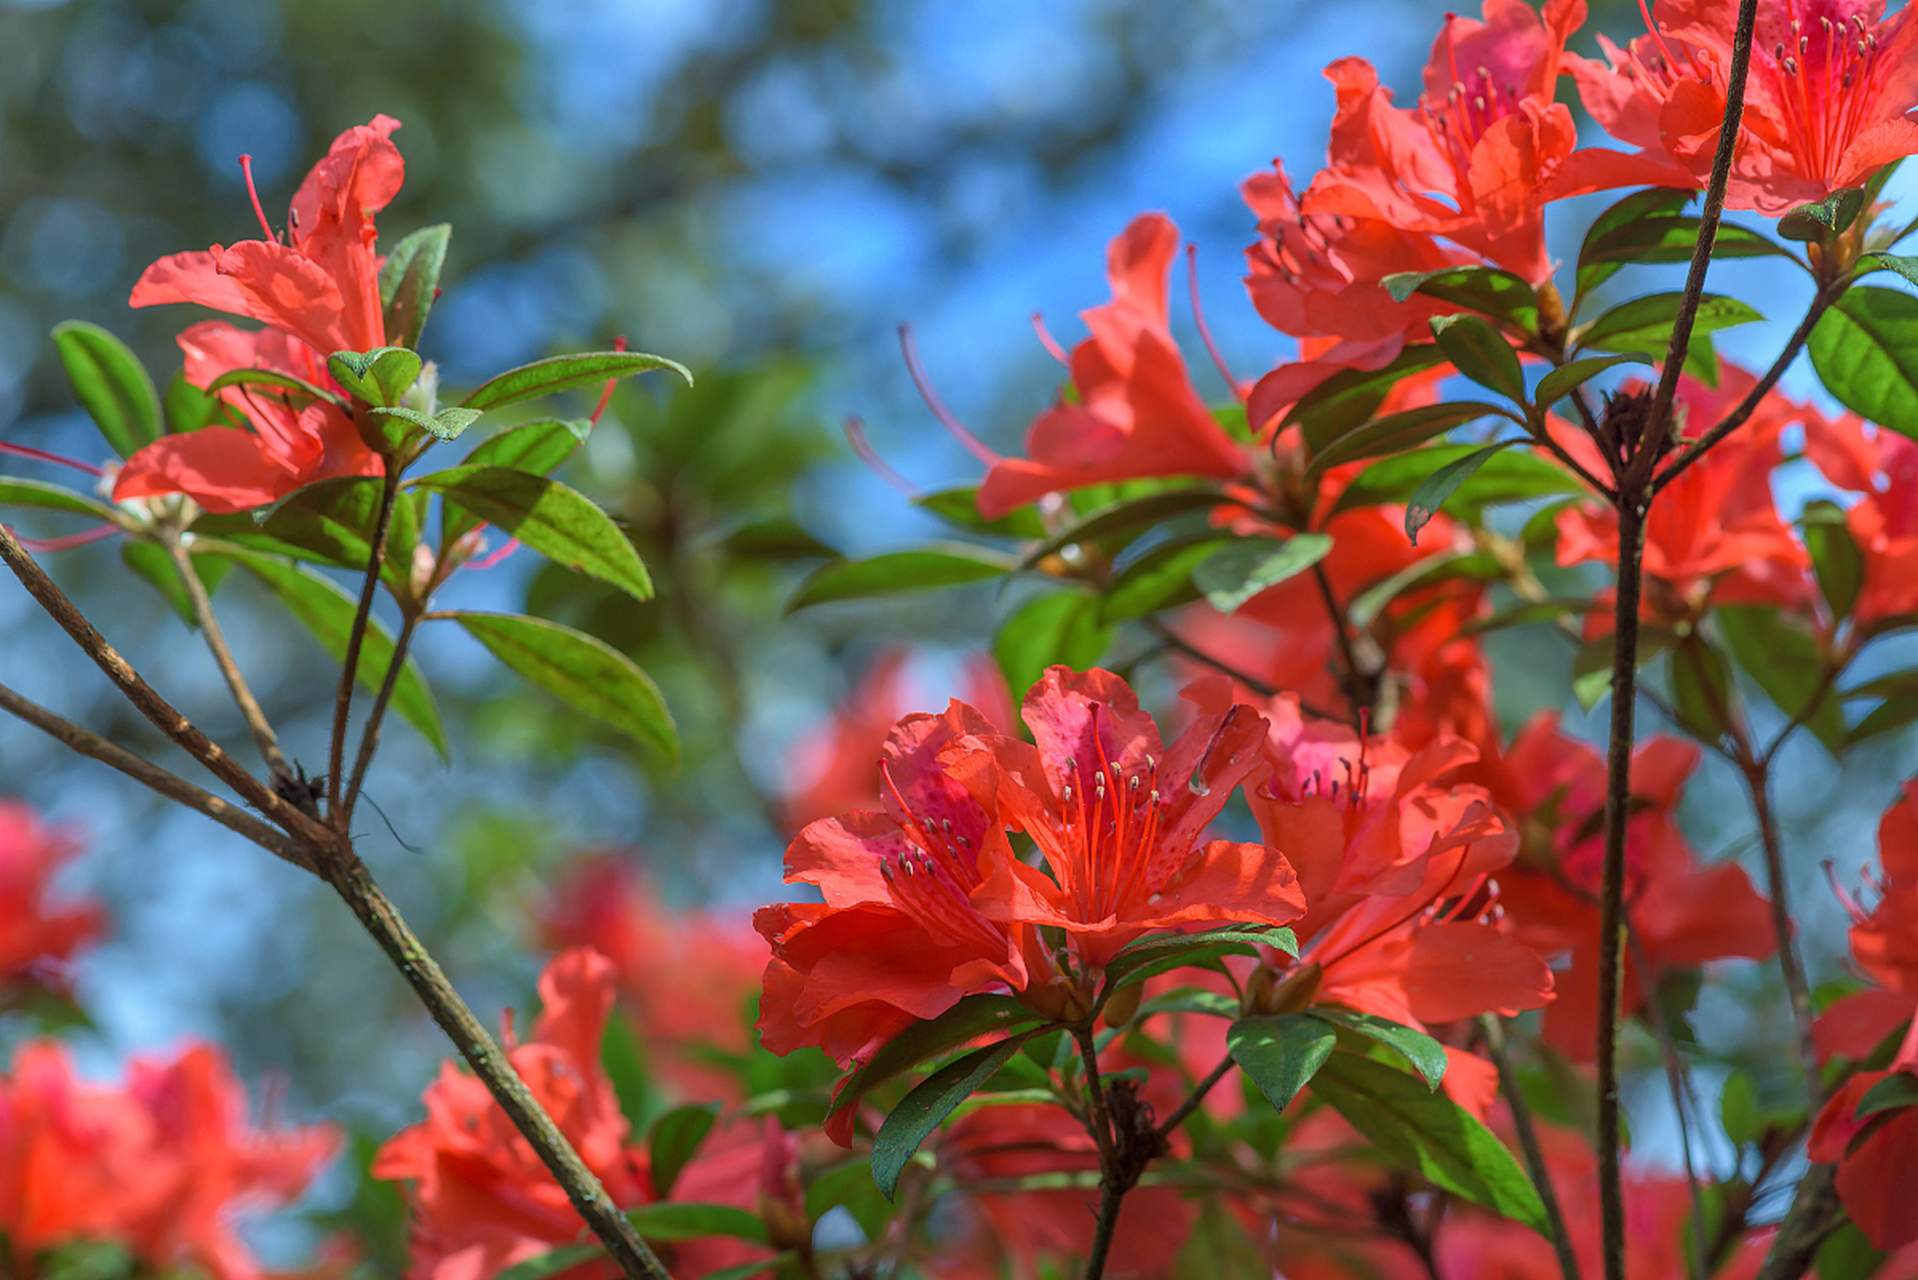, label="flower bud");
[1243,961,1322,1017]
[1100,980,1144,1030]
